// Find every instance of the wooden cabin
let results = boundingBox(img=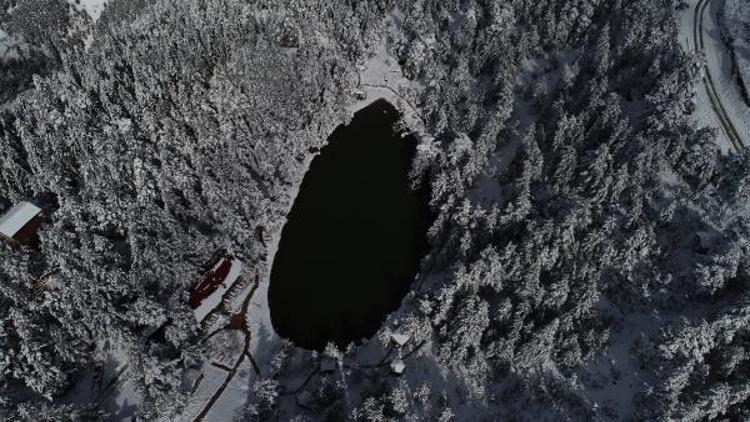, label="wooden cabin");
[0,201,44,246]
[189,253,244,323]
